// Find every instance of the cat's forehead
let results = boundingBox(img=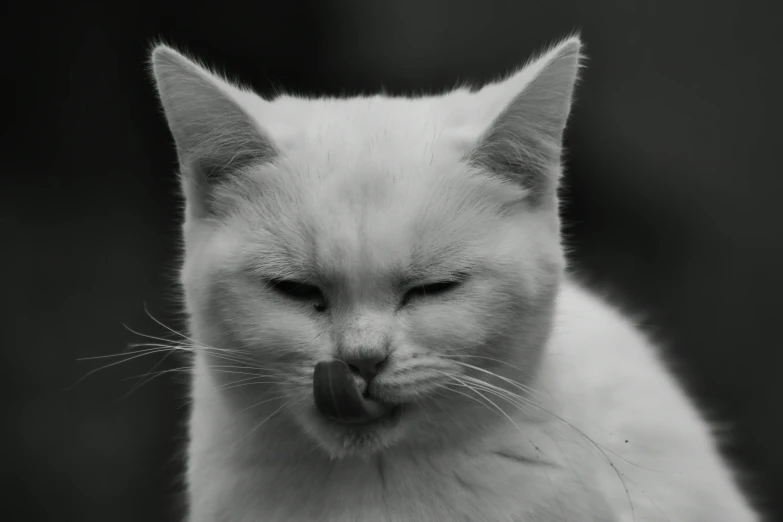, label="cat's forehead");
[231,95,525,282]
[261,95,484,169]
[293,168,447,280]
[262,95,492,220]
[235,149,513,286]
